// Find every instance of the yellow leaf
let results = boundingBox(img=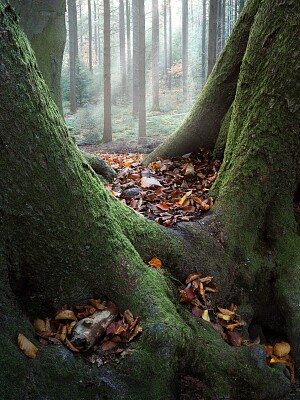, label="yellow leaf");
[216,312,232,321]
[202,309,210,322]
[33,318,46,332]
[148,257,162,269]
[18,333,38,359]
[55,310,77,321]
[217,307,235,316]
[273,341,291,357]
